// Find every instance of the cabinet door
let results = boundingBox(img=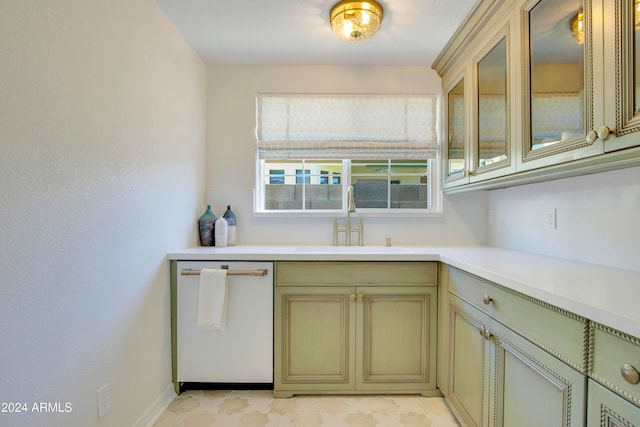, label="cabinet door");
[603,0,640,151]
[587,379,640,426]
[492,321,585,427]
[447,295,493,427]
[356,286,437,394]
[274,286,356,396]
[444,73,471,189]
[519,0,605,171]
[471,20,518,183]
